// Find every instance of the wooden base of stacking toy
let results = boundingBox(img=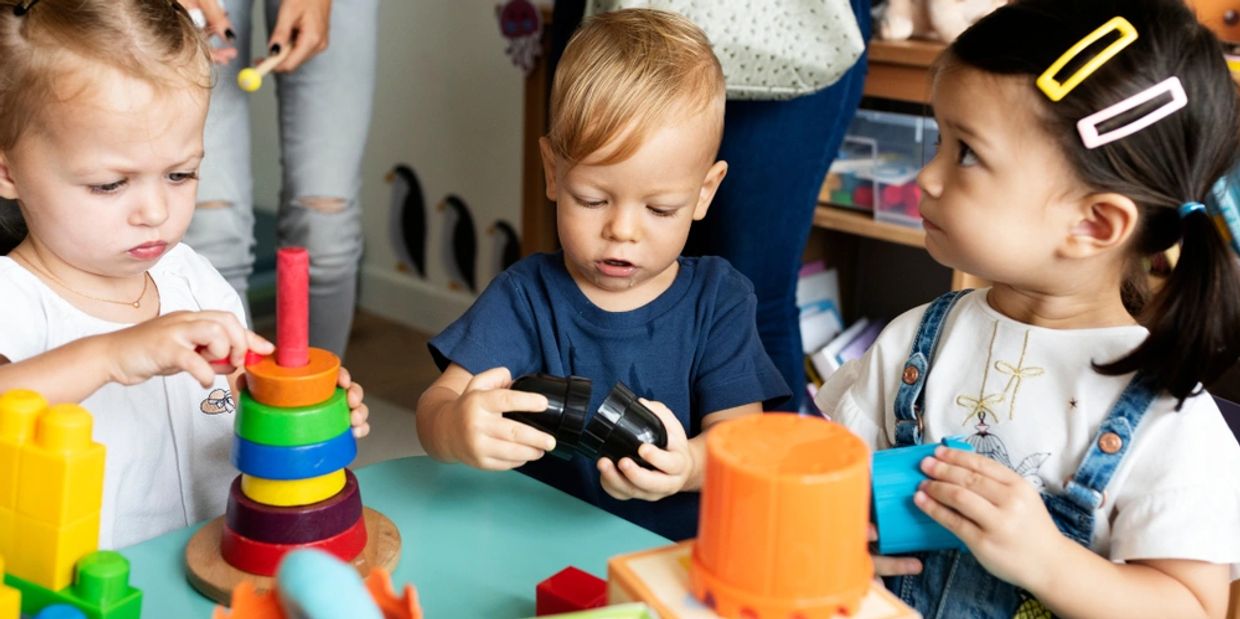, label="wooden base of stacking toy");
[184,507,401,605]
